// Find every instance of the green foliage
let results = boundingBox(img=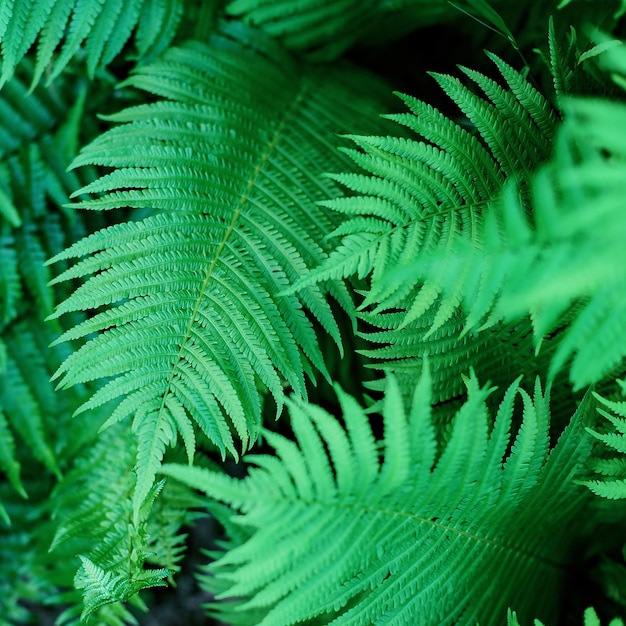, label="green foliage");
[1,0,626,625]
[286,50,564,408]
[163,369,597,625]
[47,21,393,517]
[224,0,454,60]
[583,382,626,499]
[0,0,196,87]
[376,94,626,390]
